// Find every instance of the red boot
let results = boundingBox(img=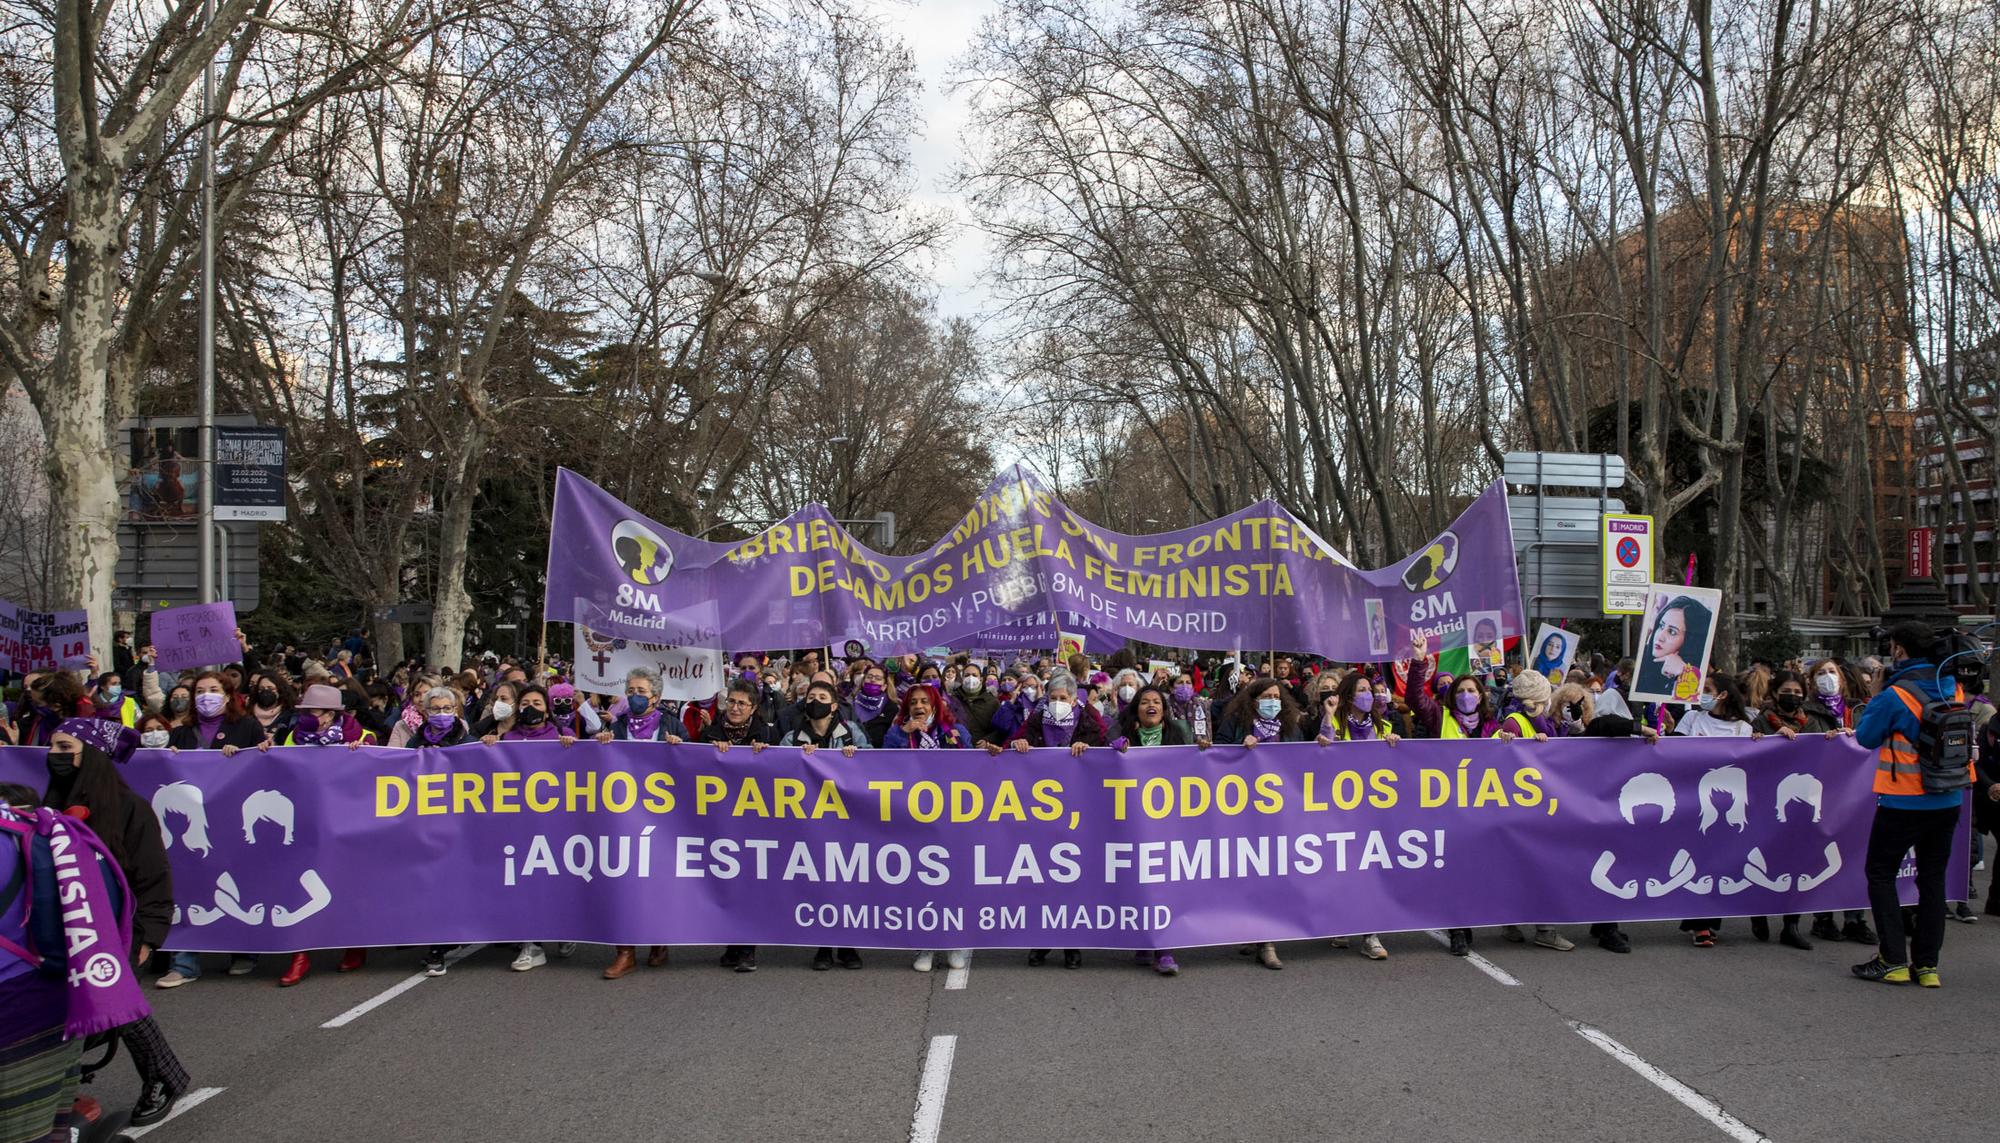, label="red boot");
[278,952,311,987]
[337,948,367,973]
